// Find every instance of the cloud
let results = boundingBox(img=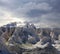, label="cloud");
[11,2,52,18]
[0,0,60,27]
[0,7,25,26]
